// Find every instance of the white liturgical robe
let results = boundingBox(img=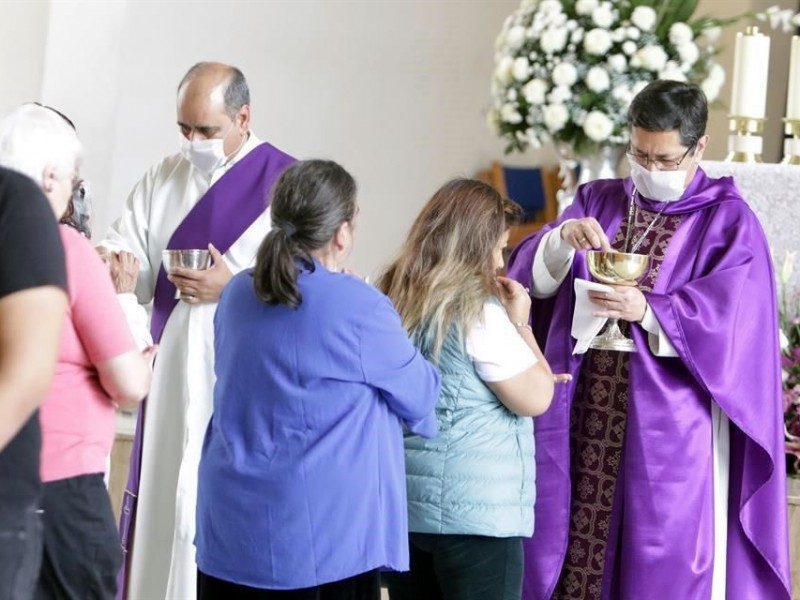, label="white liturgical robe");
[101,133,271,599]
